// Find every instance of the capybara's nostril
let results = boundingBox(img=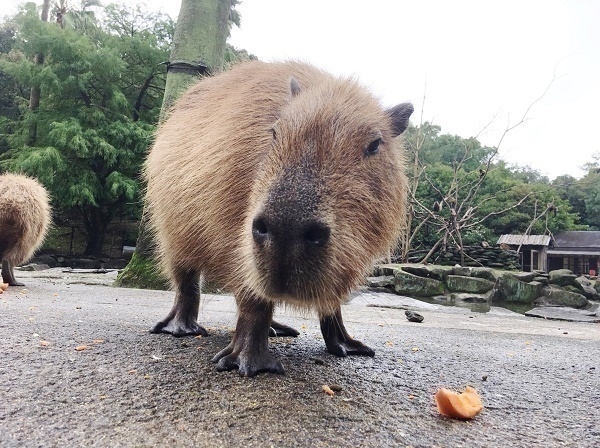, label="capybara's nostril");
[252,216,269,244]
[304,222,330,247]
